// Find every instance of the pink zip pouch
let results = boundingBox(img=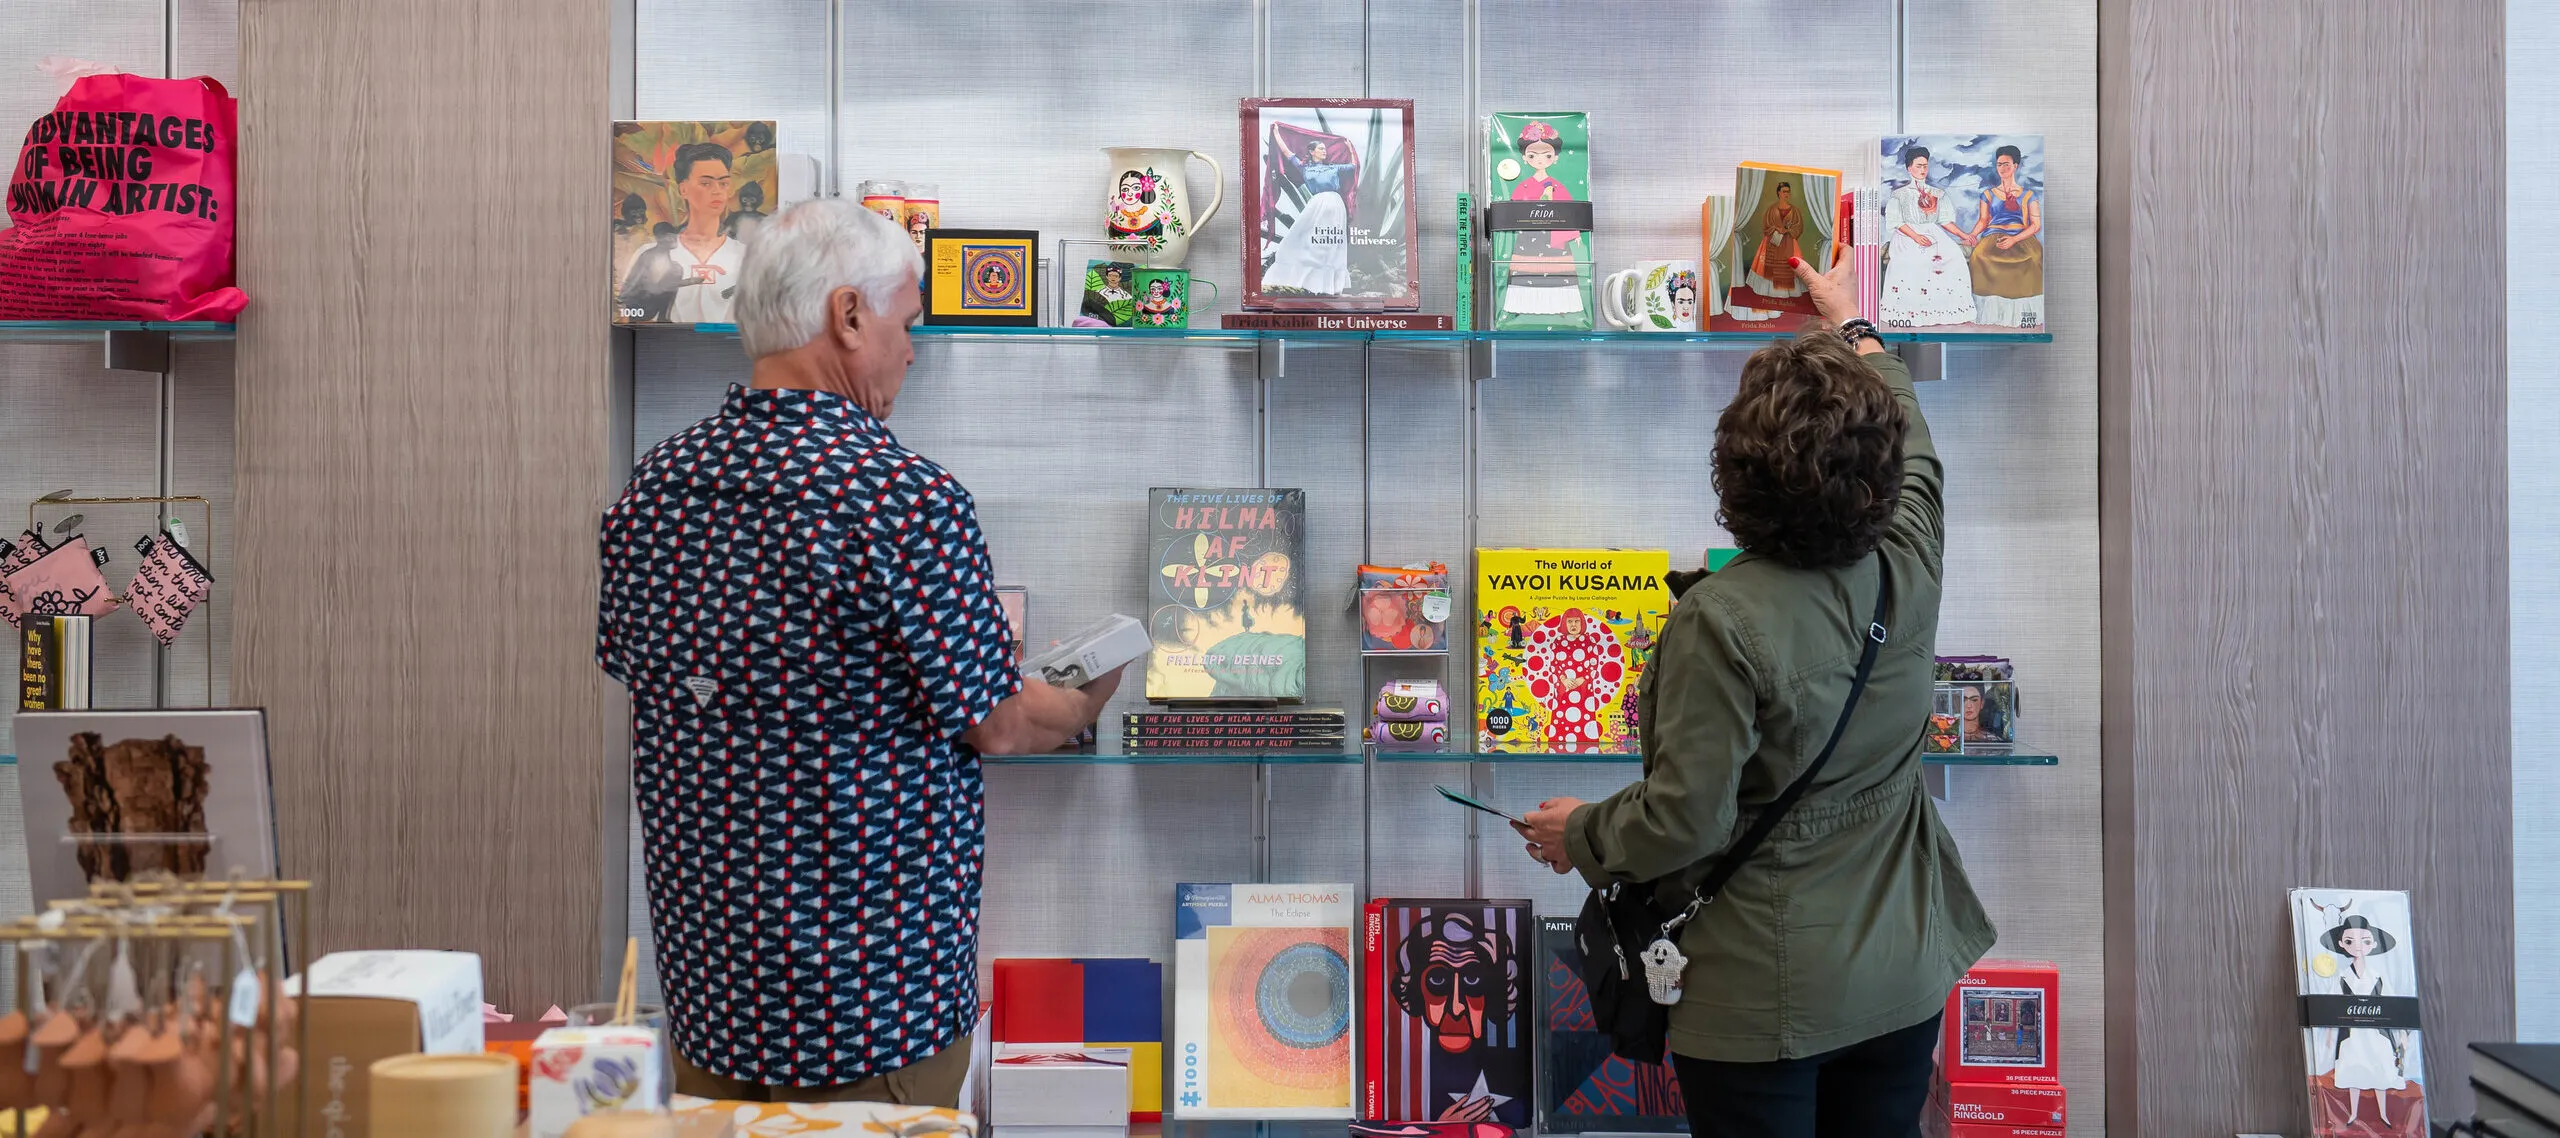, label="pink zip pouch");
[0,527,51,628]
[4,536,119,621]
[127,532,213,646]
